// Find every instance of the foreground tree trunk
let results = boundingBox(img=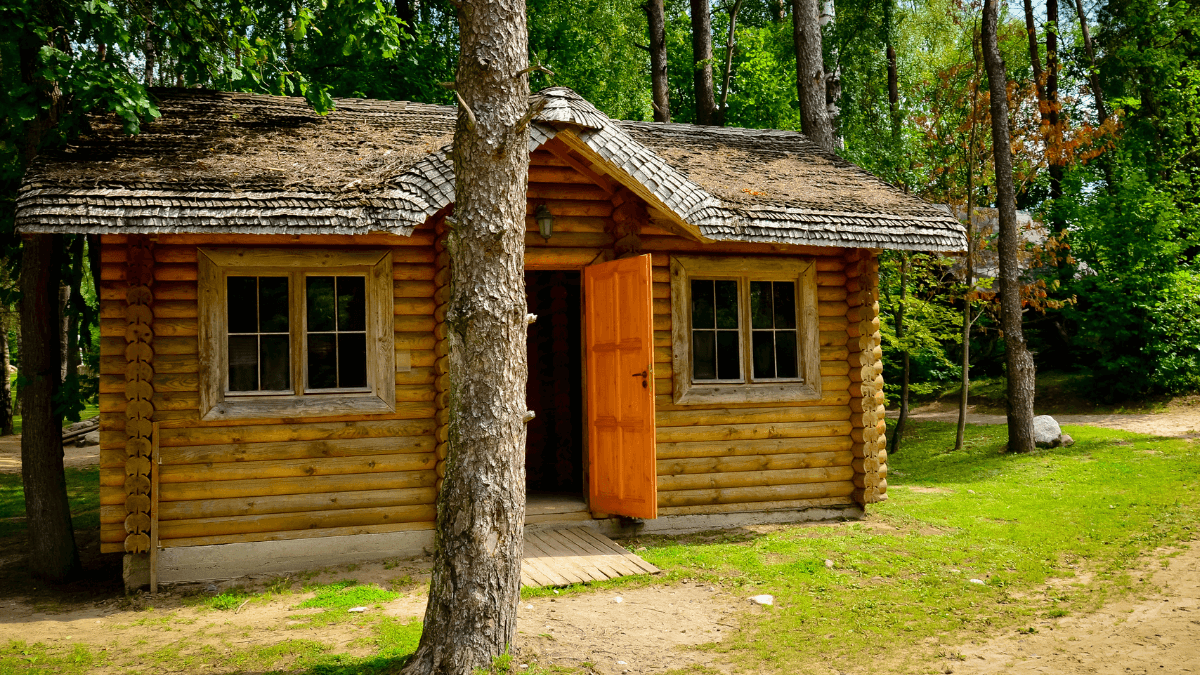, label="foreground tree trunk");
[690,0,718,124]
[644,0,671,122]
[399,0,530,670]
[21,234,79,581]
[982,0,1036,453]
[793,0,835,151]
[0,306,13,436]
[888,253,910,456]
